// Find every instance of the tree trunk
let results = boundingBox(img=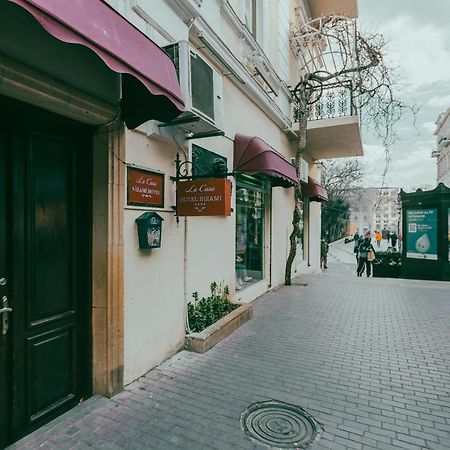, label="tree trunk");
[285,86,309,285]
